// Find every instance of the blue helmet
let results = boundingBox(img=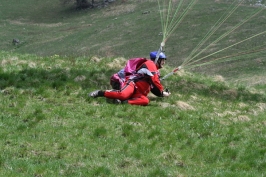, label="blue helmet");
[150,51,167,60]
